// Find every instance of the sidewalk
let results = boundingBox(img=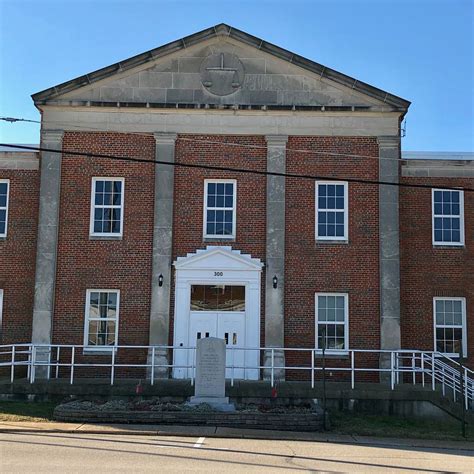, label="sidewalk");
[0,420,472,451]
